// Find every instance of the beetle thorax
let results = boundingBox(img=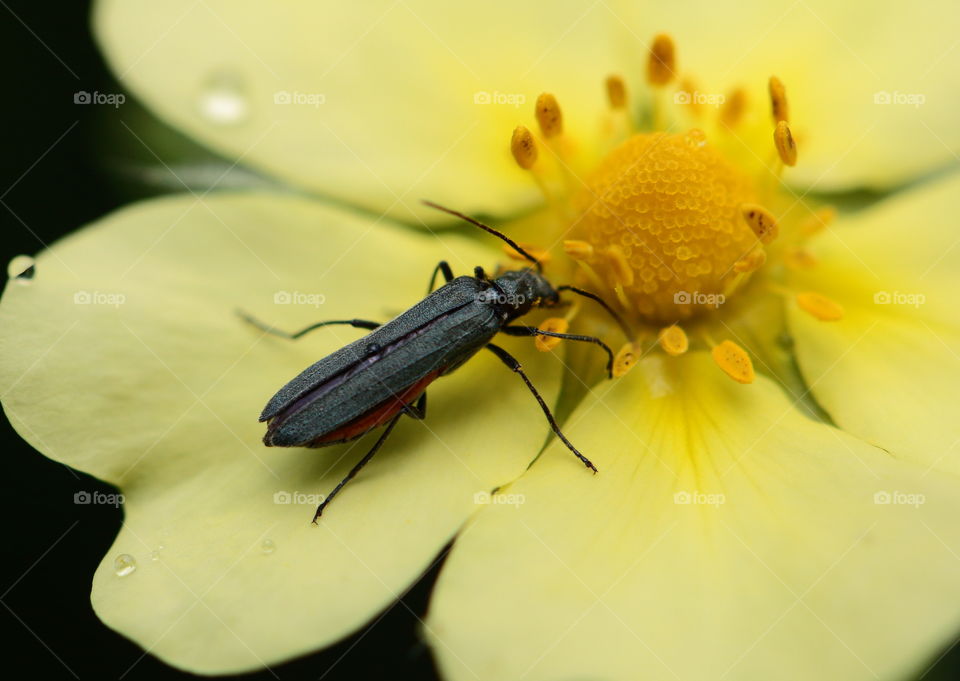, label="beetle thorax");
[486,269,558,321]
